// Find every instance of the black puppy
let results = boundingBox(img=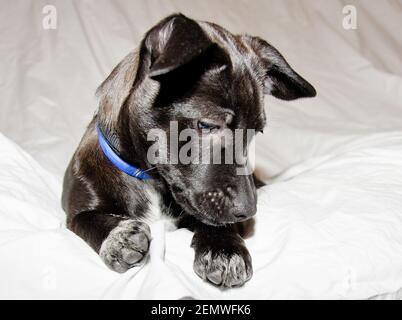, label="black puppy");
[62,14,316,287]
